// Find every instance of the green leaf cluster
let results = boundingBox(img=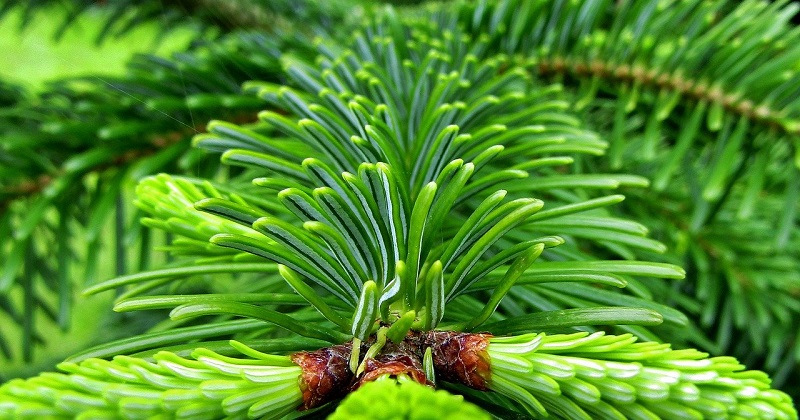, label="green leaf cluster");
[487,332,795,419]
[0,341,302,419]
[330,377,491,420]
